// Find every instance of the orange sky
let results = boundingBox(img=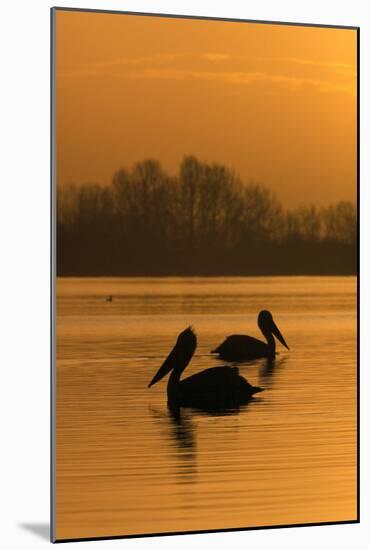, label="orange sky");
[55,10,357,207]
